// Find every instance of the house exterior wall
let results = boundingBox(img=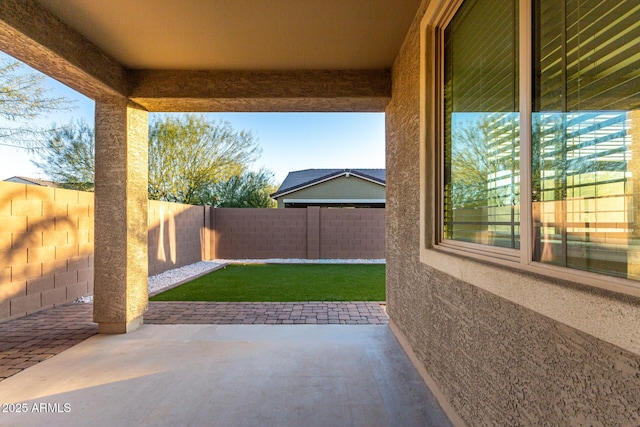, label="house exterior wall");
[276,176,385,208]
[385,1,640,425]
